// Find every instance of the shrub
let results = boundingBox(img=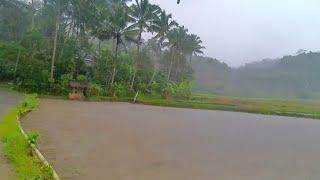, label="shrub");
[88,83,105,97]
[111,83,133,97]
[160,81,176,99]
[76,75,87,82]
[174,80,192,99]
